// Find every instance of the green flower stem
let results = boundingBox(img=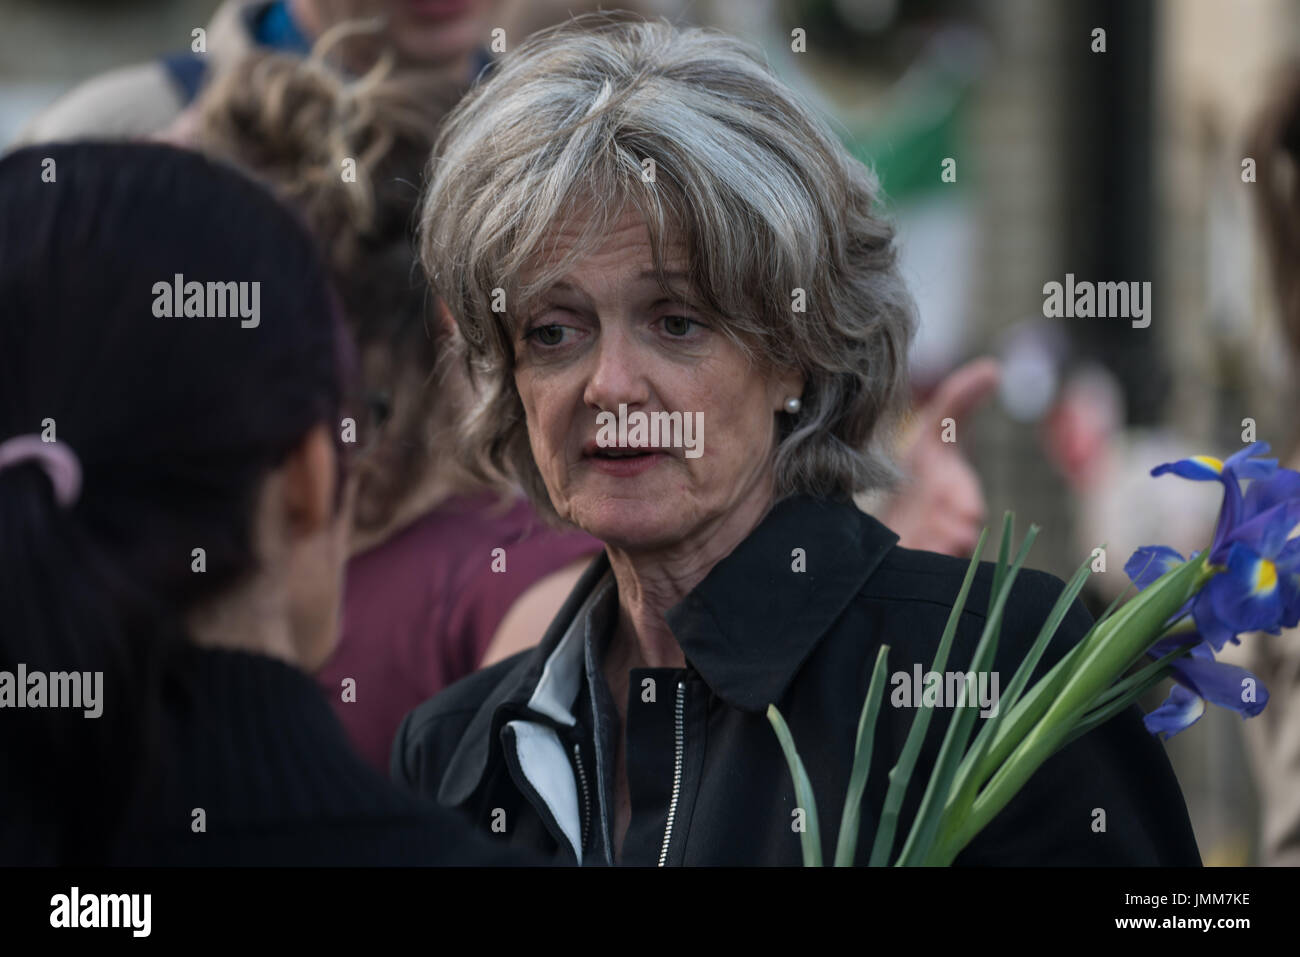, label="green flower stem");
[925,553,1212,865]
